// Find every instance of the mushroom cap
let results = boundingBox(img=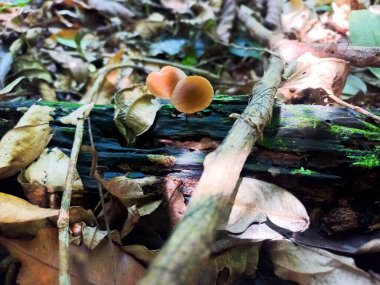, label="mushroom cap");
[146,66,187,99]
[172,76,214,114]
